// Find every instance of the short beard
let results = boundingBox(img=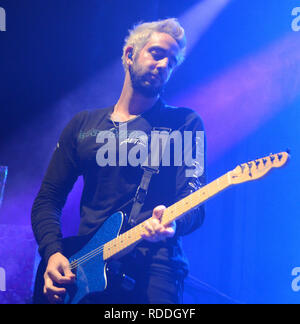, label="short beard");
[129,63,165,98]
